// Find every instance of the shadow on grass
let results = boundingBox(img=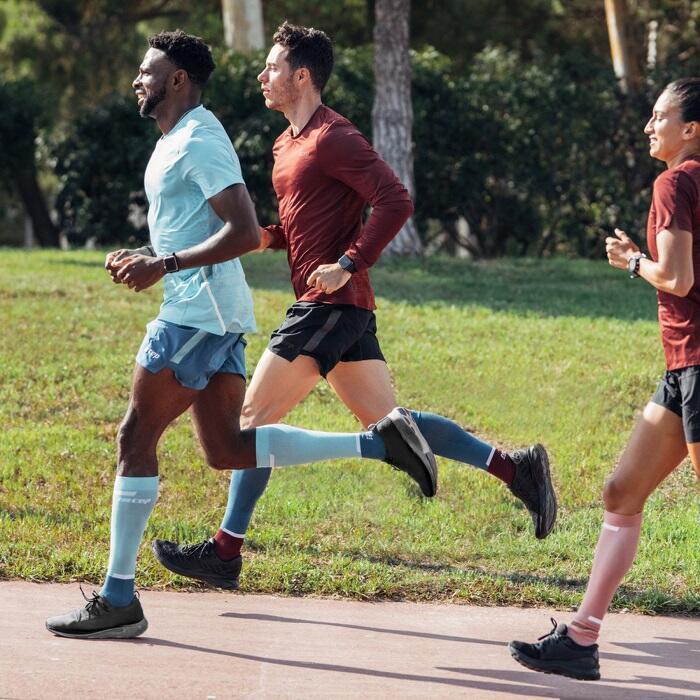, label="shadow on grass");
[355,552,586,590]
[48,251,658,321]
[240,253,658,322]
[346,553,697,613]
